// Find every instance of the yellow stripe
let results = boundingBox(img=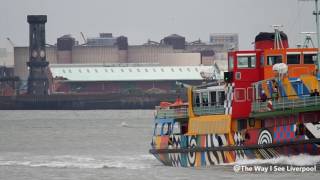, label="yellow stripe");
[188,115,231,135]
[282,77,298,100]
[300,74,319,91]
